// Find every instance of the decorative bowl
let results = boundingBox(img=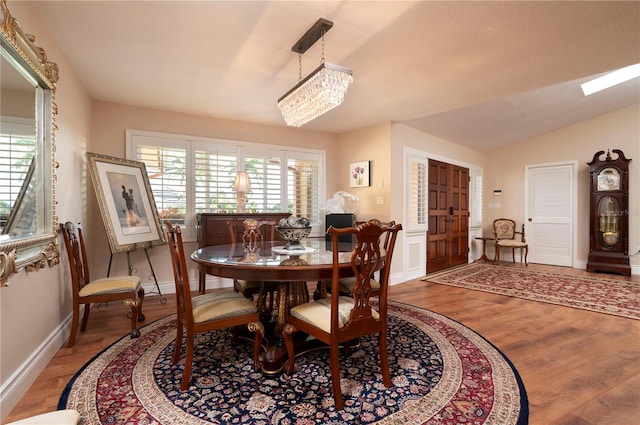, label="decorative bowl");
[275,226,312,250]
